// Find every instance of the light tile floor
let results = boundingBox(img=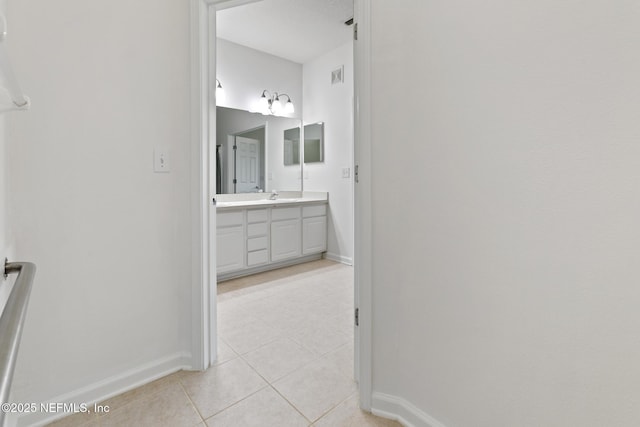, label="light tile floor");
[48,260,400,426]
